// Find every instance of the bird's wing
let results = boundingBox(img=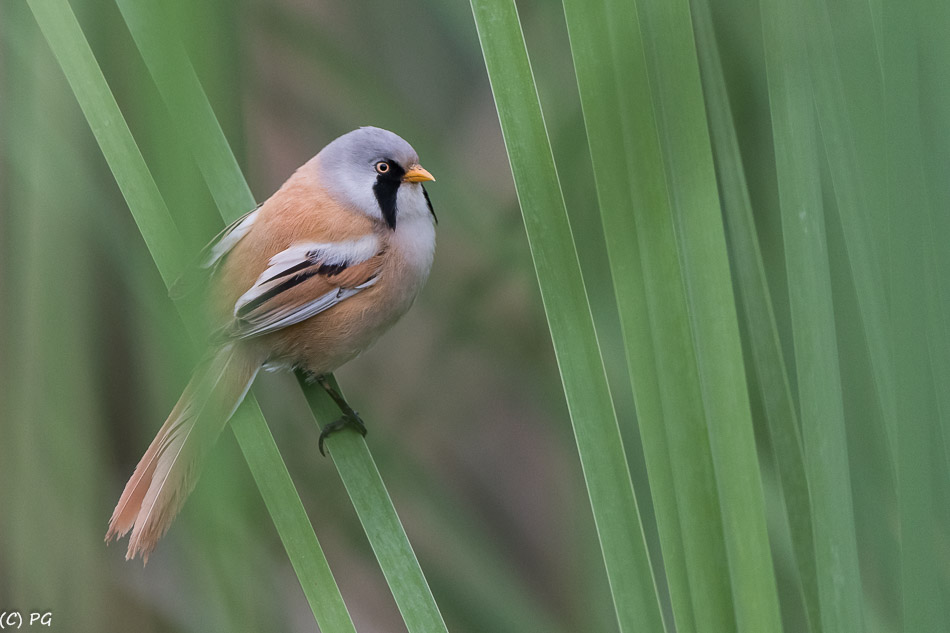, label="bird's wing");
[169,204,262,299]
[229,235,384,338]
